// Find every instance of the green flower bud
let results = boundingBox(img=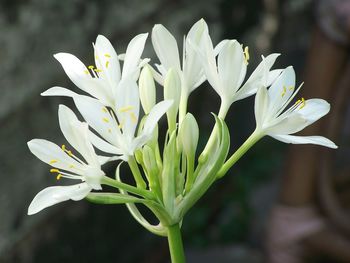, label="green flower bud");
[178,113,199,157]
[139,65,156,114]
